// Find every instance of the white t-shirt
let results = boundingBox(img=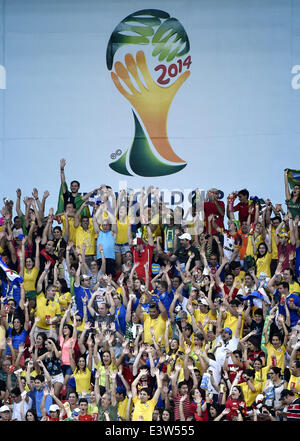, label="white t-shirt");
[207,359,222,394]
[215,335,239,367]
[12,396,33,421]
